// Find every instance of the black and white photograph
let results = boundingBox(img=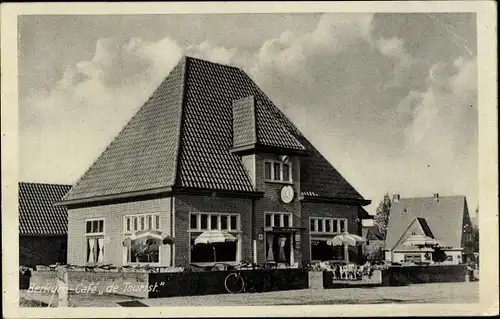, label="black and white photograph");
[1,1,498,317]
